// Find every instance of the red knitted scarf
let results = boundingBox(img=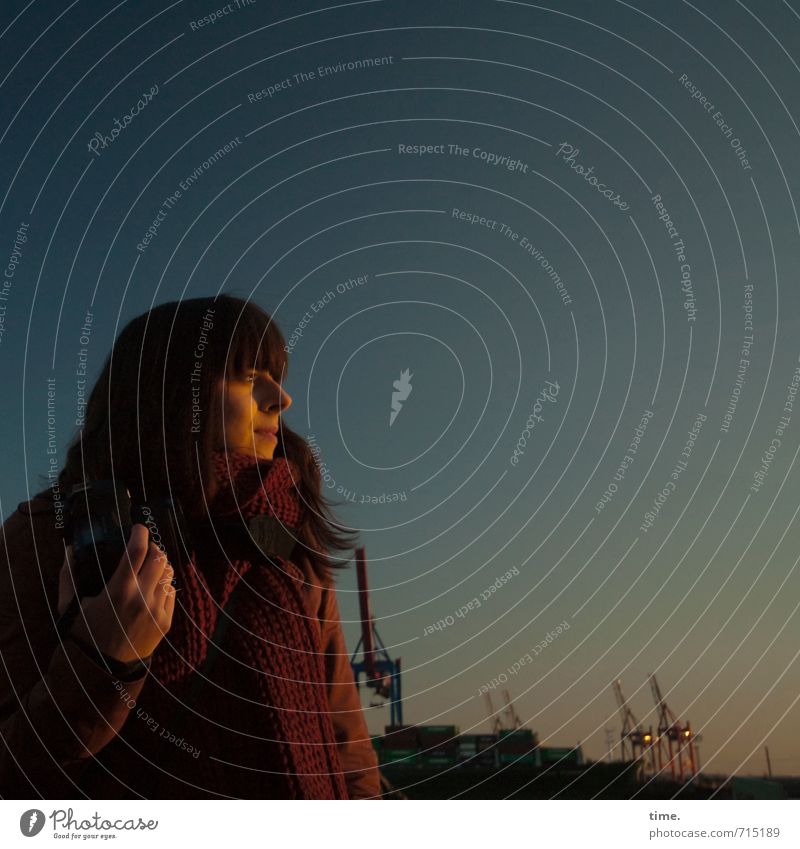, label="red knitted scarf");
[122,450,348,799]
